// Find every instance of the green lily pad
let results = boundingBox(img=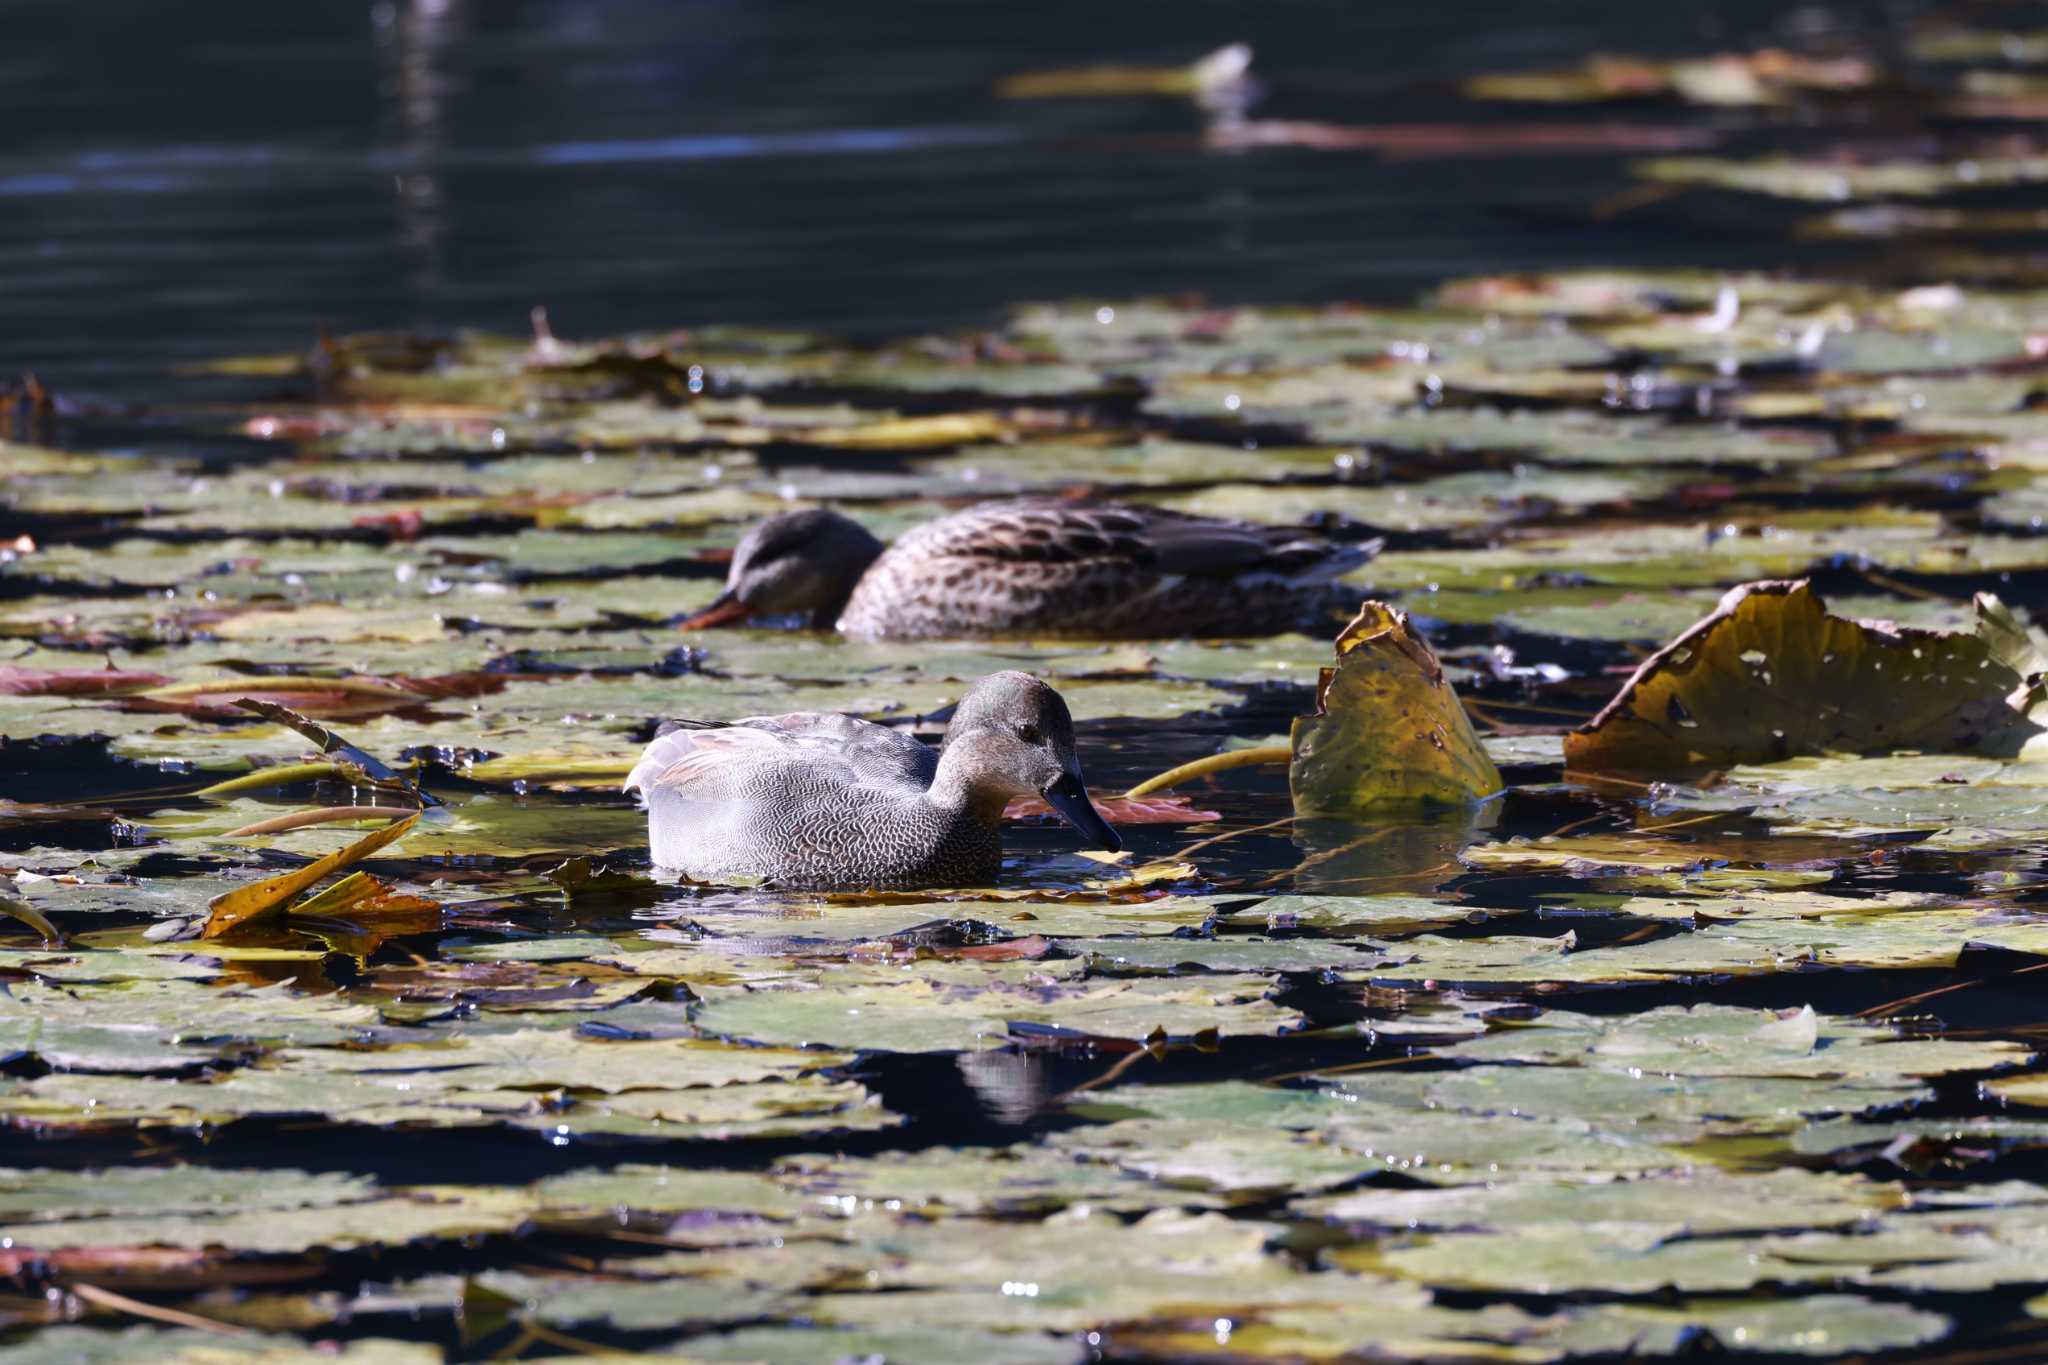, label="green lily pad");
[691,959,1301,1051]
